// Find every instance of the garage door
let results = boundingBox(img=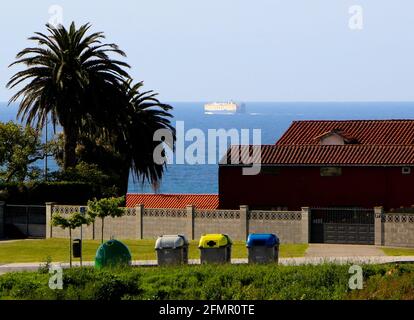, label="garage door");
[310,208,375,244]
